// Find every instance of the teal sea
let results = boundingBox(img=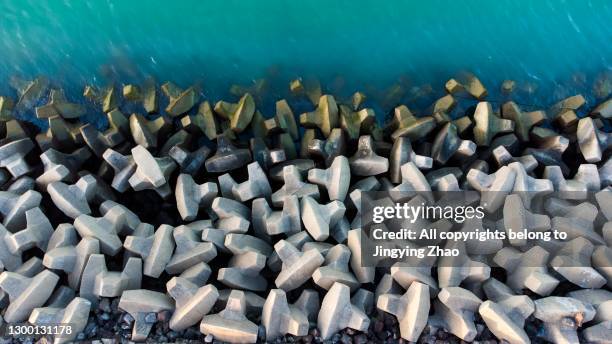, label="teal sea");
[1,0,611,124]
